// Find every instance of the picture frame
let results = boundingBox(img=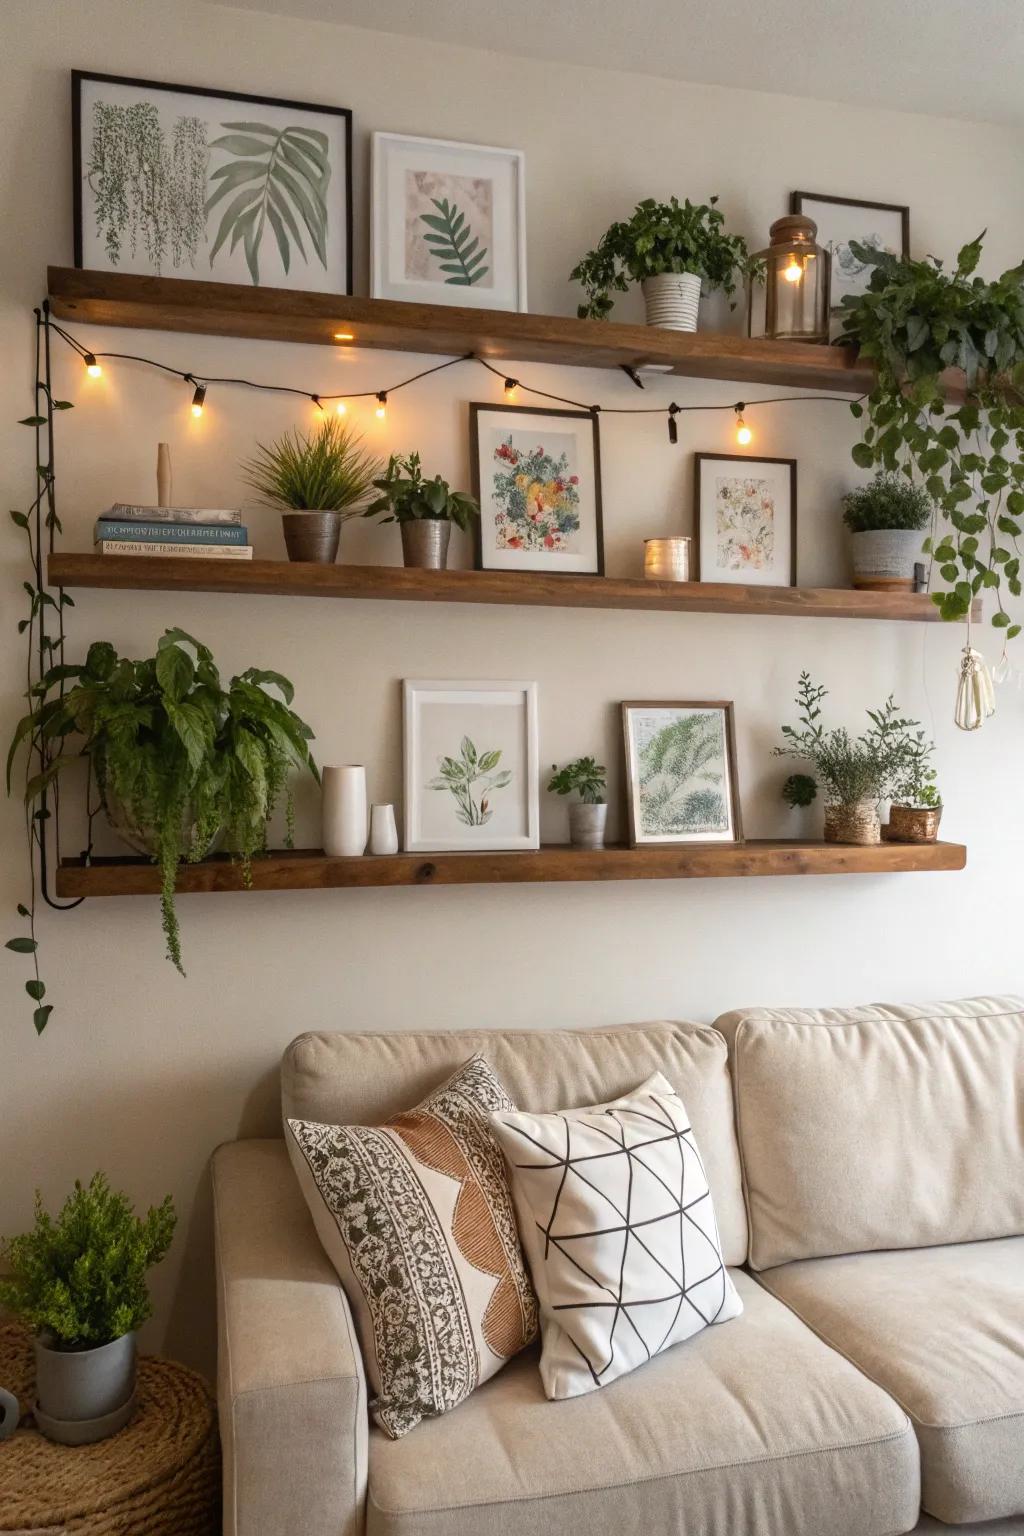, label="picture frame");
[470,403,604,574]
[790,191,910,311]
[371,132,527,311]
[403,680,539,852]
[694,453,797,588]
[73,70,353,293]
[622,702,742,847]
